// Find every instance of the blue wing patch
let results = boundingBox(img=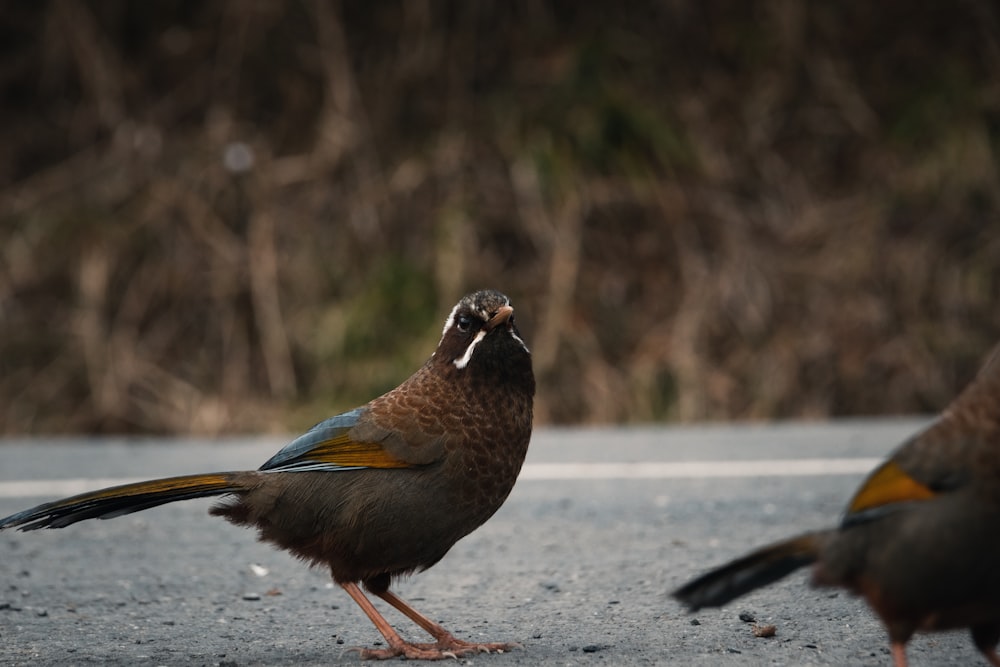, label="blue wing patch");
[259,408,412,473]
